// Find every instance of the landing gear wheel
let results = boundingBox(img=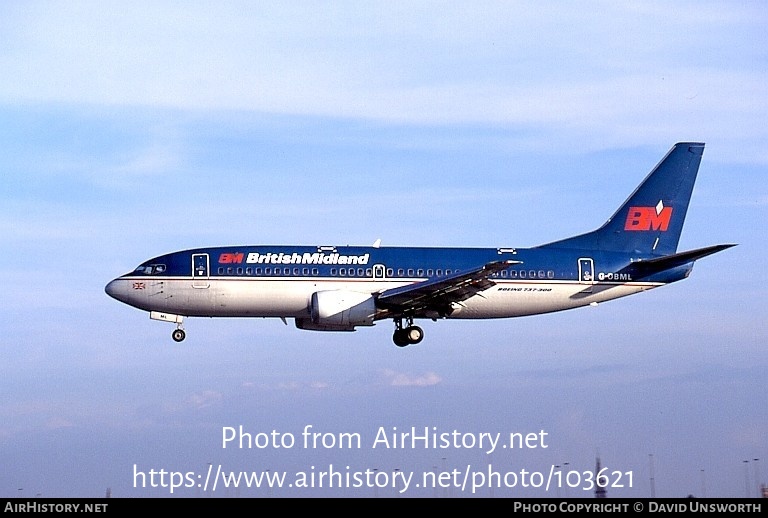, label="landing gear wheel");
[172,329,186,342]
[405,325,423,345]
[392,319,424,347]
[393,329,409,347]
